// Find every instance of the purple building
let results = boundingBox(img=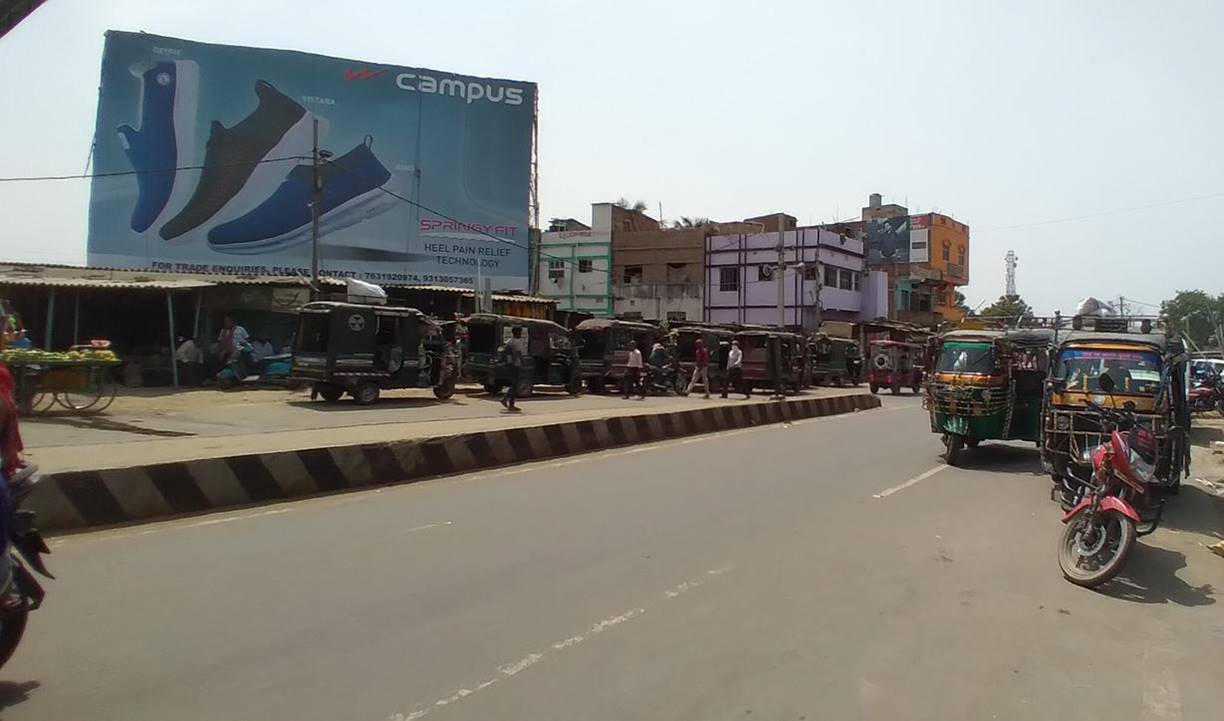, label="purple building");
[704,227,887,327]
